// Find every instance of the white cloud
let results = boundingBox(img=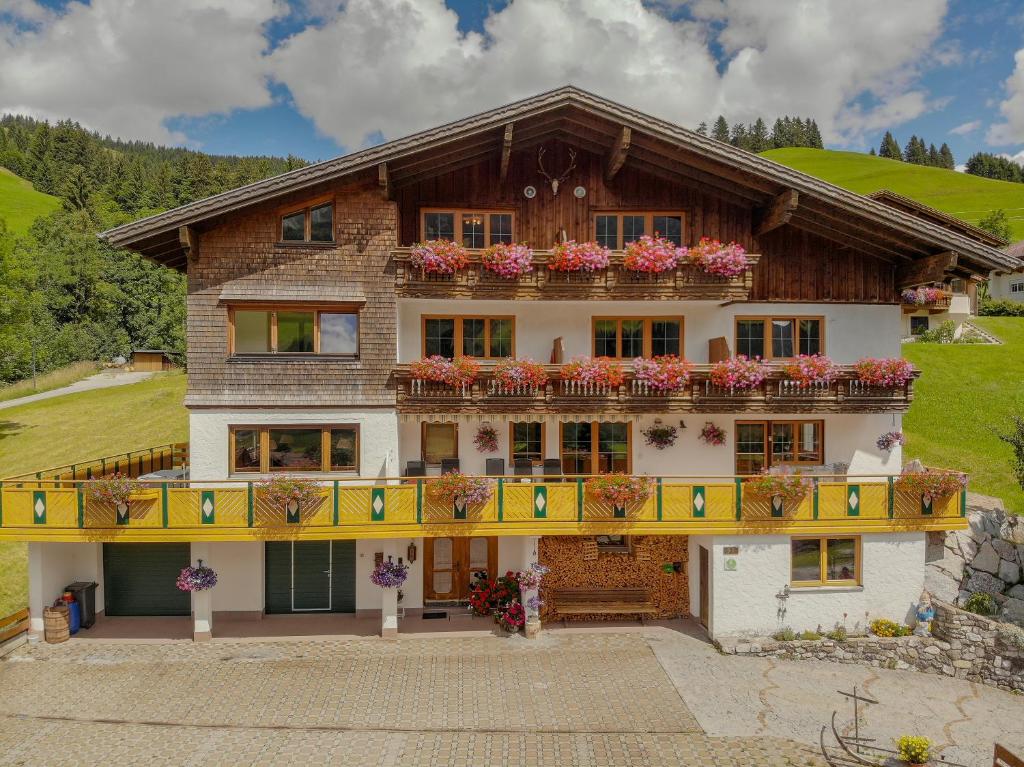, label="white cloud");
[949,119,981,135]
[987,48,1024,146]
[0,0,282,144]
